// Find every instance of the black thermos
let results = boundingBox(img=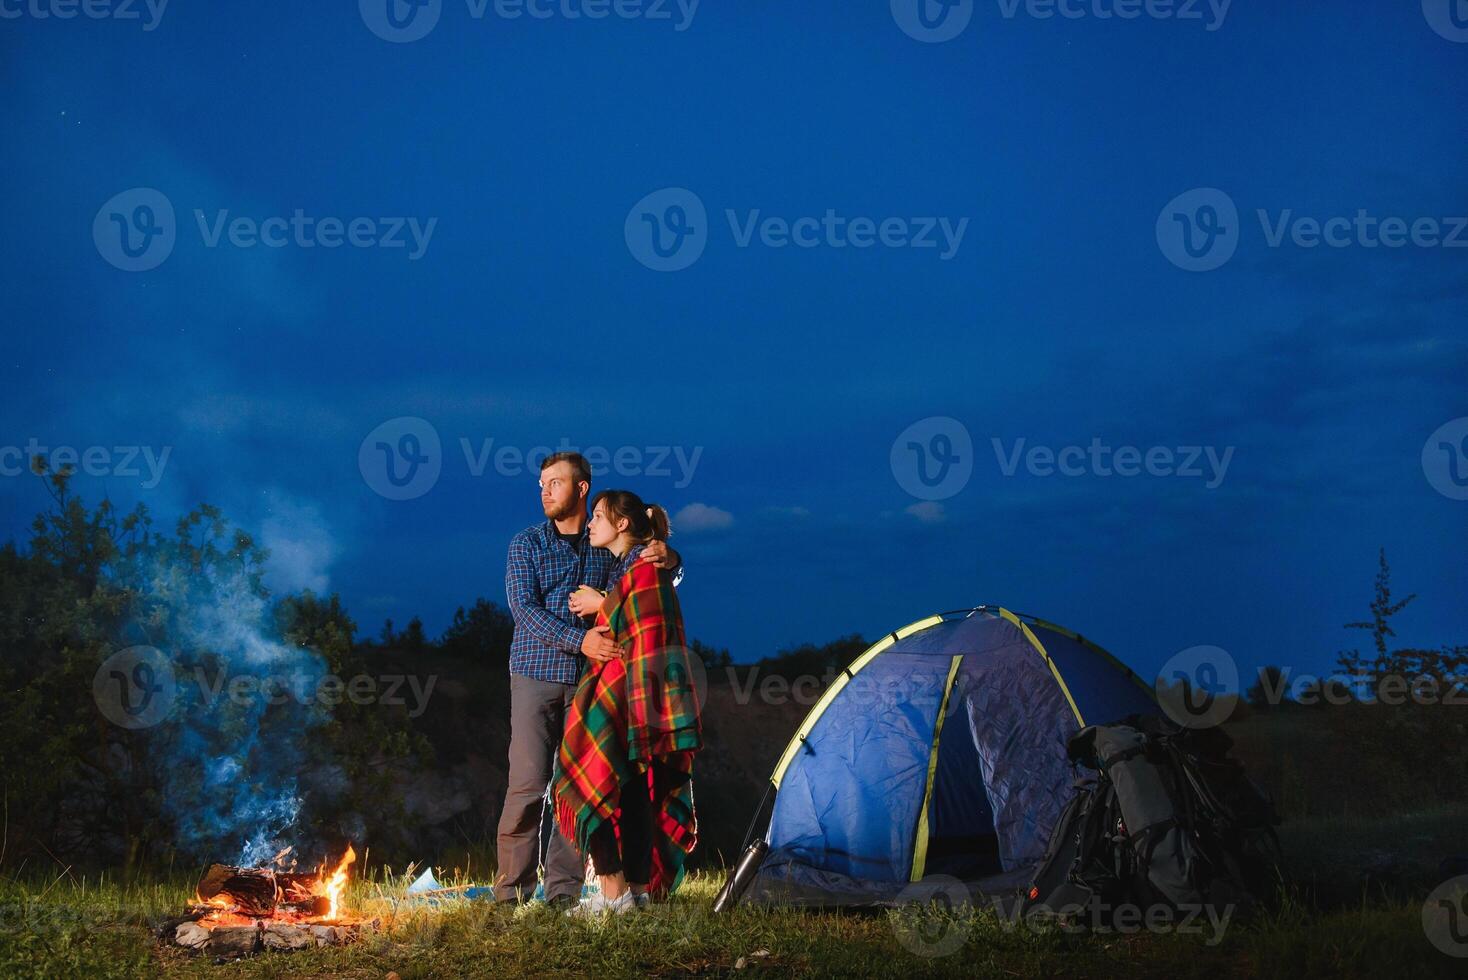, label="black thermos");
[712,839,769,913]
